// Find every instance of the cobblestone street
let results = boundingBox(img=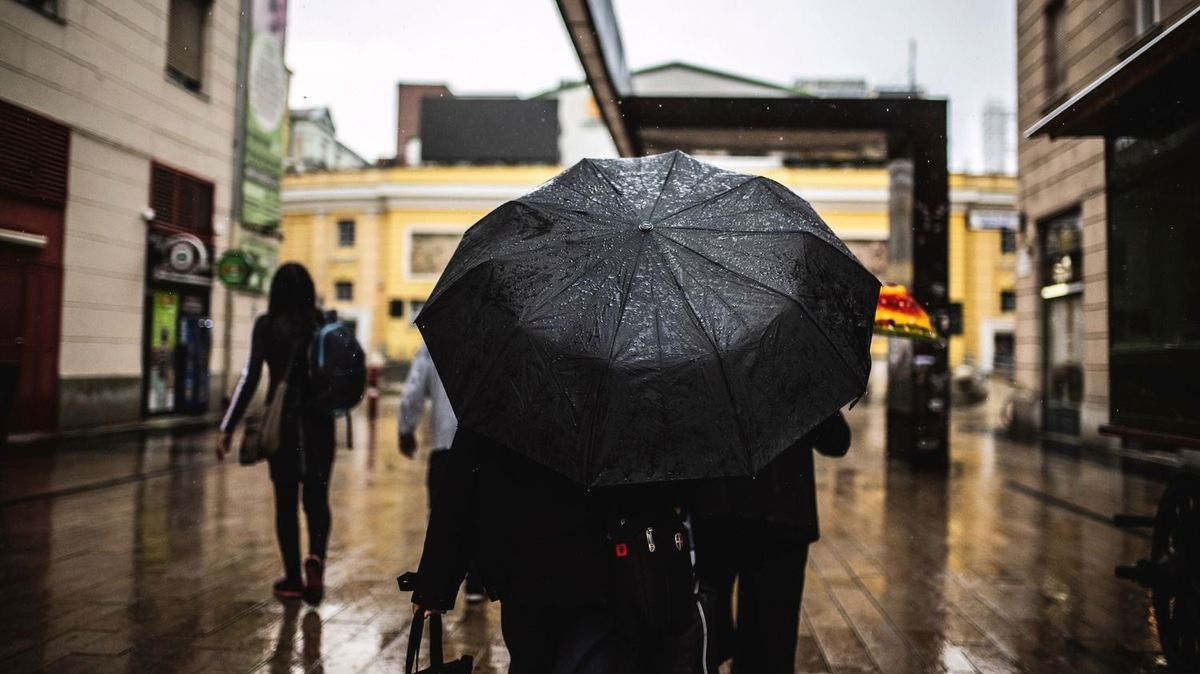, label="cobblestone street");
[0,397,1169,672]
